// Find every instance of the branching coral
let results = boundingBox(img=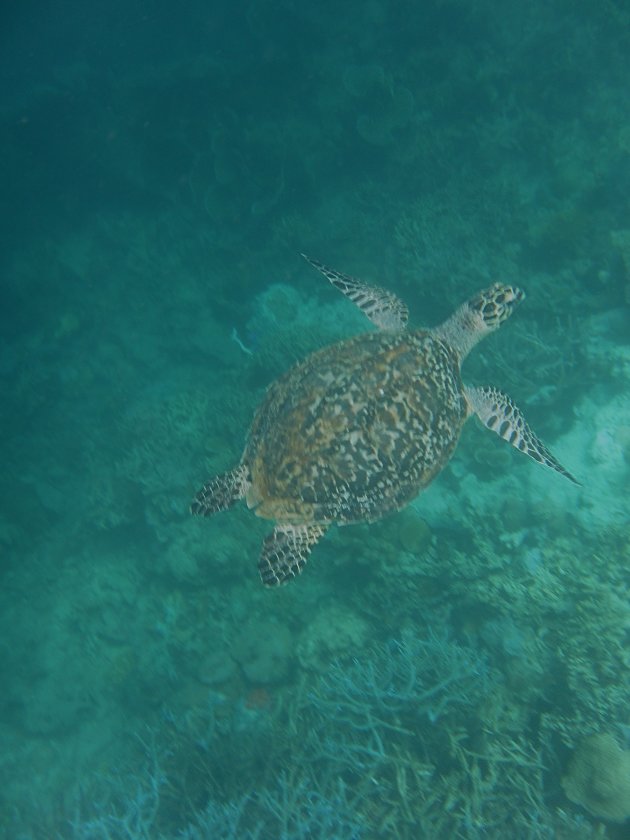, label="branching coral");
[309,630,490,725]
